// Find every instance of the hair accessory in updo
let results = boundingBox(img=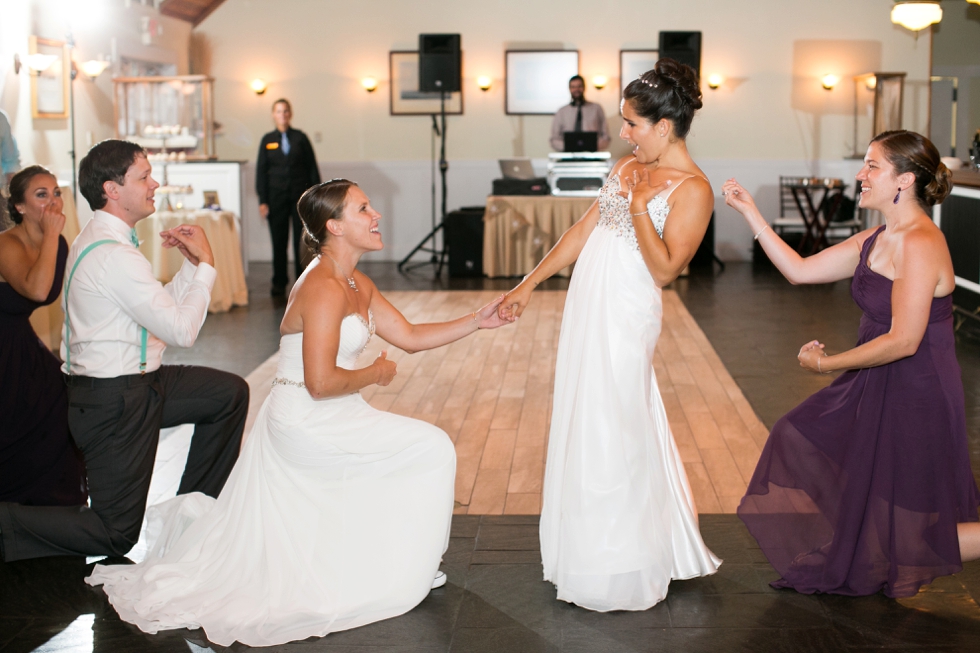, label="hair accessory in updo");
[622,58,702,139]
